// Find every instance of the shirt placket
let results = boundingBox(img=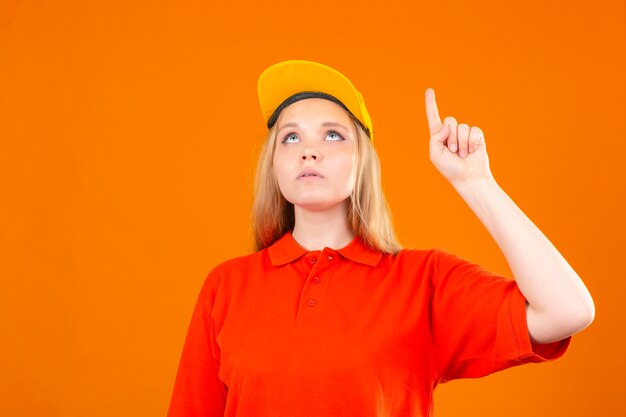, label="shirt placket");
[295,248,337,326]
